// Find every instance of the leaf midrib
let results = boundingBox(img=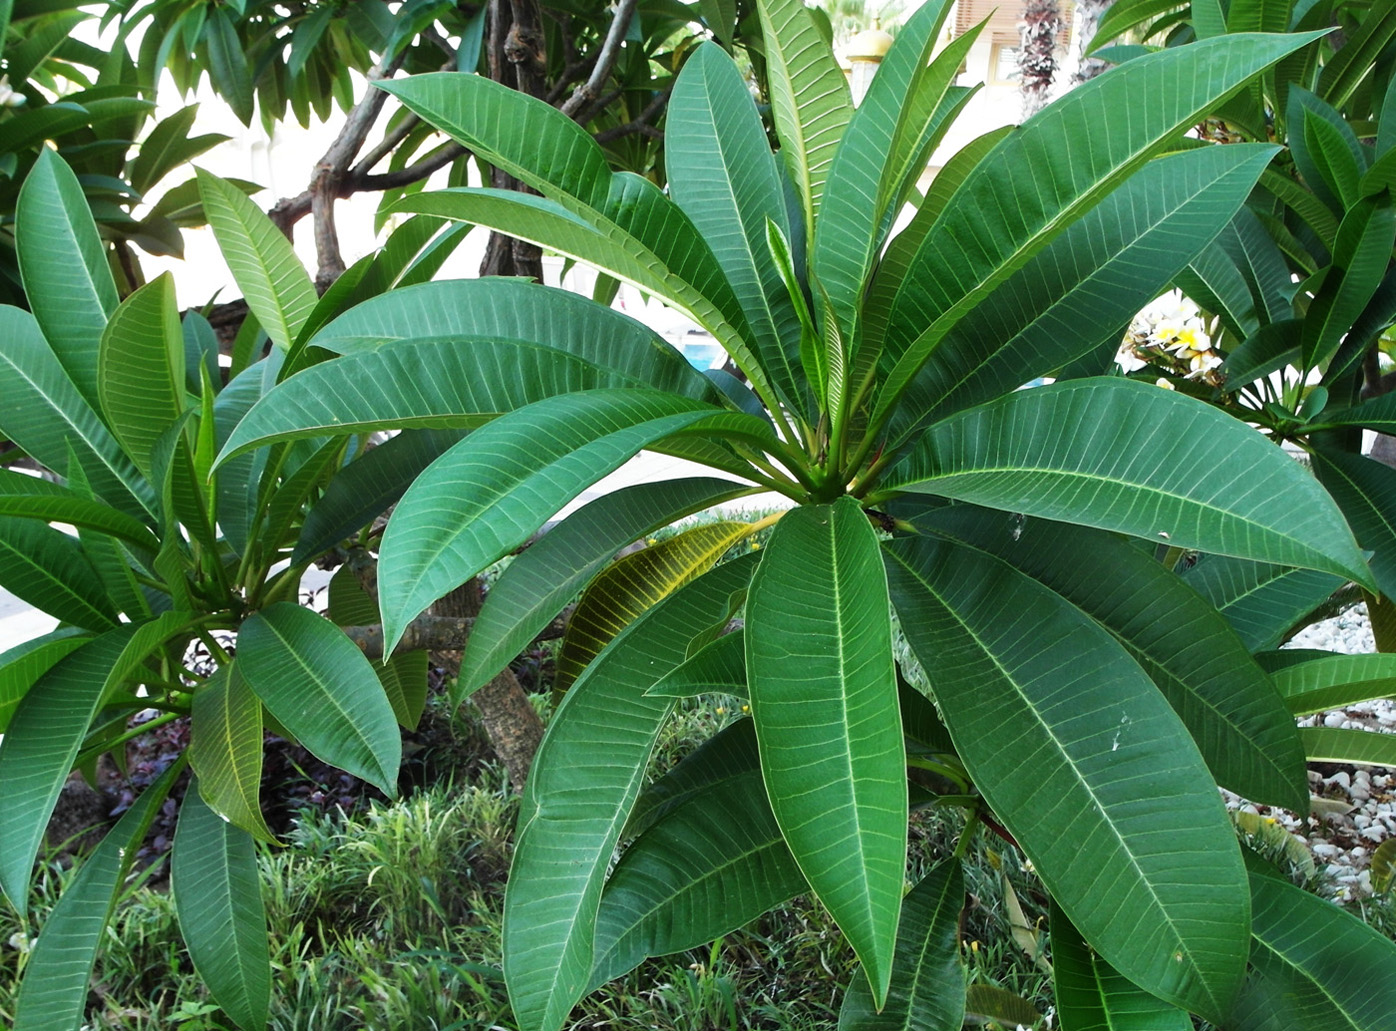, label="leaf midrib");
[884,547,1222,1015]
